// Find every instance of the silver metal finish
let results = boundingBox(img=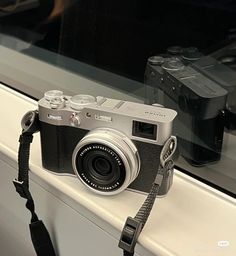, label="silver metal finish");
[44,90,63,101]
[39,91,177,146]
[49,97,65,109]
[69,113,81,127]
[160,136,177,167]
[152,103,164,108]
[69,95,97,110]
[72,128,140,195]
